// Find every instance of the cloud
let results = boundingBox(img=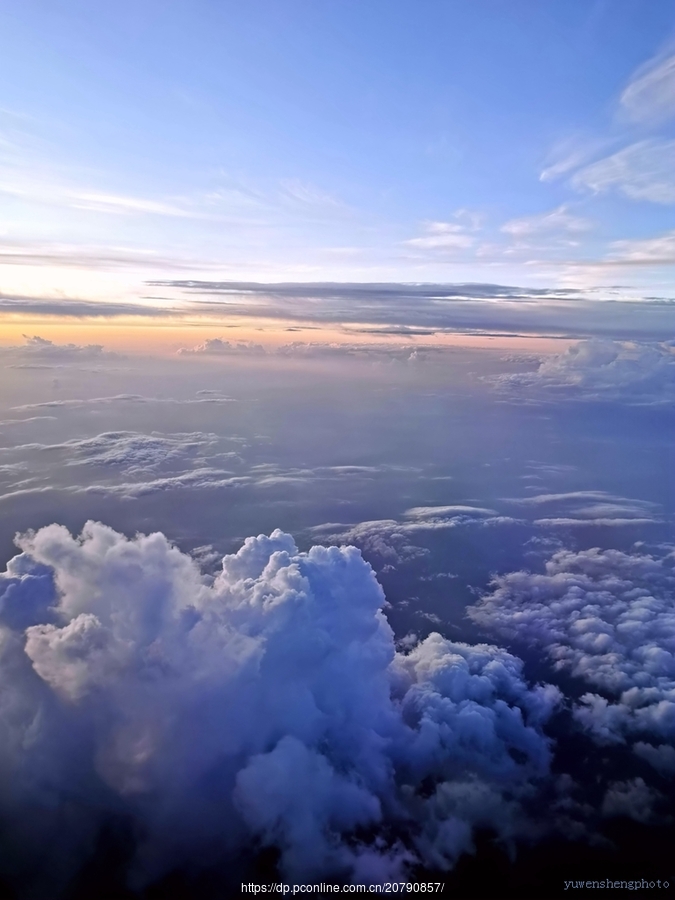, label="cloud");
[601,778,659,824]
[405,221,475,252]
[178,338,266,356]
[0,334,114,361]
[314,506,521,570]
[151,282,675,341]
[404,212,482,254]
[4,279,672,342]
[11,431,228,474]
[404,505,498,519]
[178,338,444,362]
[0,293,175,318]
[0,471,249,505]
[65,432,224,472]
[504,490,662,528]
[278,179,345,212]
[468,545,675,765]
[539,137,614,183]
[0,175,201,220]
[0,522,560,892]
[606,230,675,266]
[493,339,675,405]
[501,205,592,238]
[619,52,675,125]
[571,140,675,205]
[11,394,237,412]
[0,238,223,274]
[83,468,248,499]
[0,427,250,500]
[633,741,675,775]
